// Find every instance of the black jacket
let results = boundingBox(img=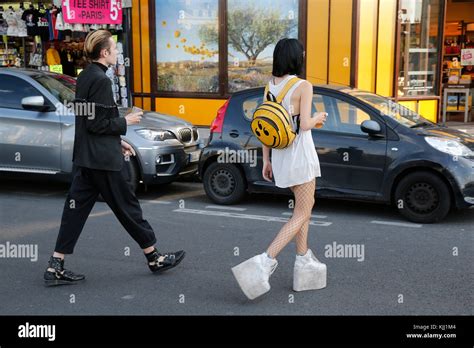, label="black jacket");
[72,62,127,171]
